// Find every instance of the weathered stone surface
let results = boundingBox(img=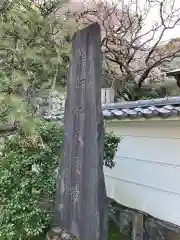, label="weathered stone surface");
[53,23,108,240]
[46,228,76,240]
[132,213,144,240]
